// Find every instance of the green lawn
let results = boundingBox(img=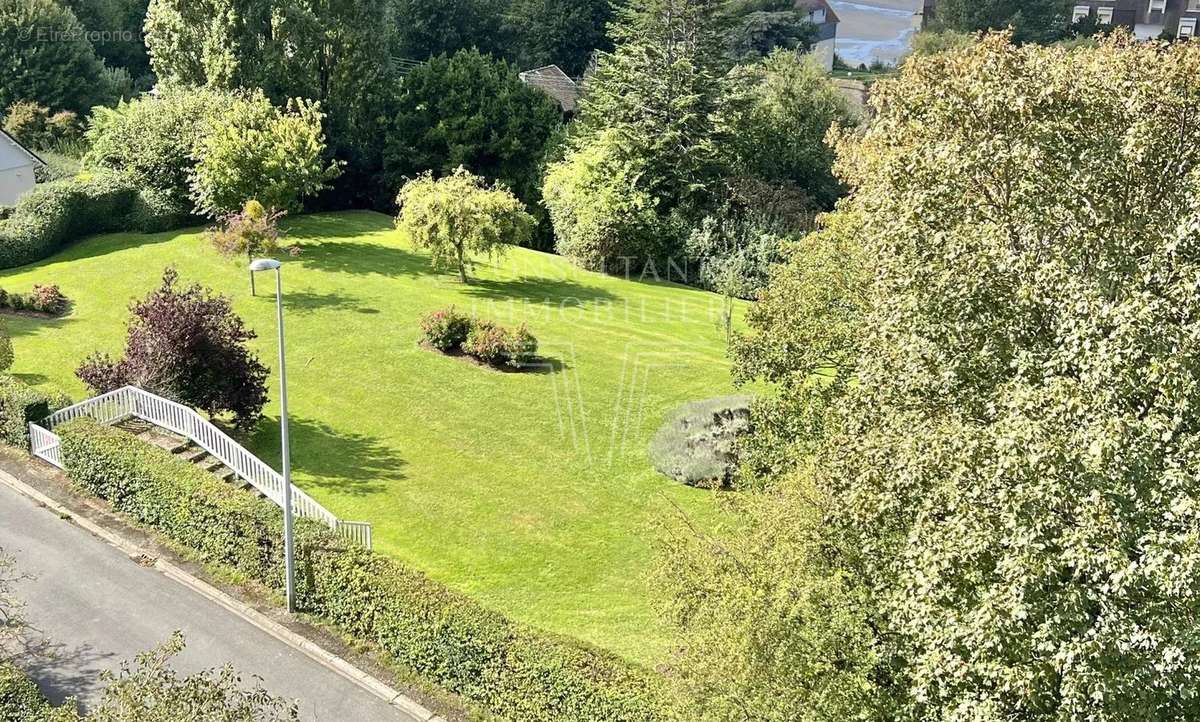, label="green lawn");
[4,210,744,665]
